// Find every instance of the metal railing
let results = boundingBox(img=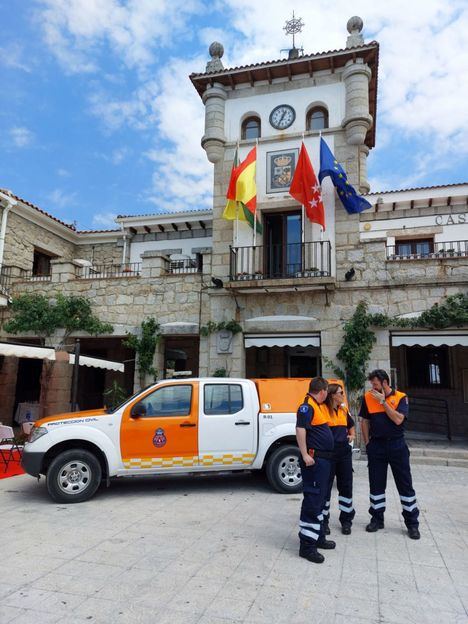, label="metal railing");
[165,256,202,274]
[77,263,141,279]
[19,269,51,281]
[406,395,451,440]
[0,266,12,292]
[230,241,332,281]
[387,240,468,261]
